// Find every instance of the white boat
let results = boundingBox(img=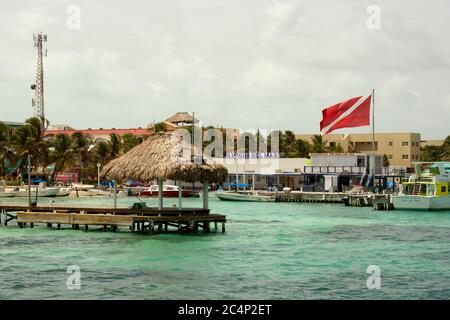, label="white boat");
[215,191,276,202]
[13,186,60,197]
[0,189,17,197]
[57,188,71,197]
[392,162,450,211]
